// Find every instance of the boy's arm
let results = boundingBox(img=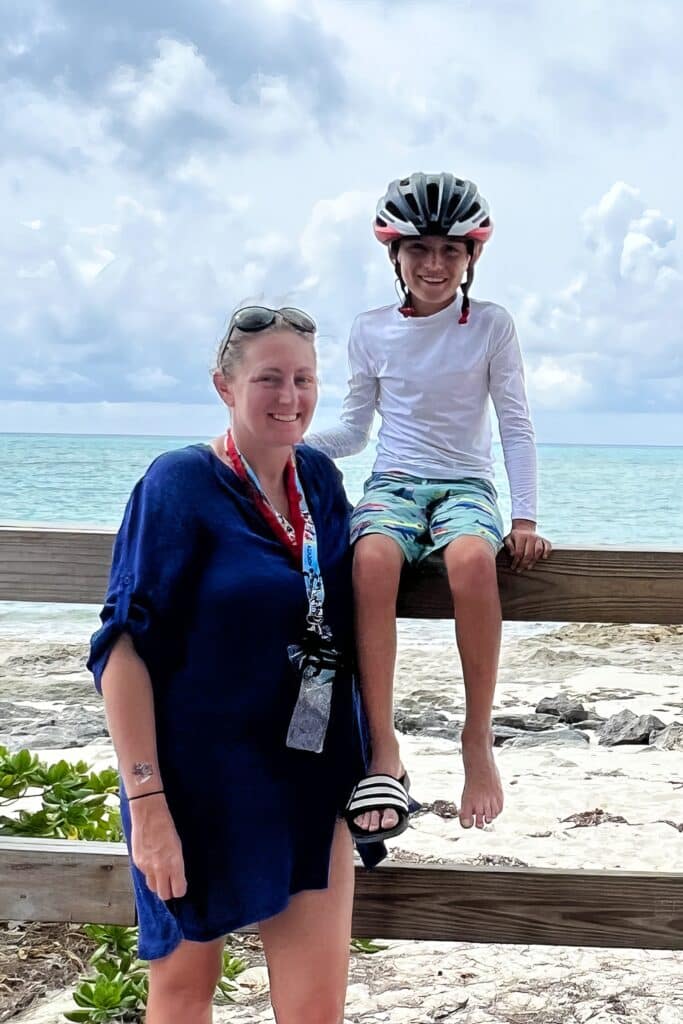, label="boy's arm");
[305,320,378,458]
[489,316,552,569]
[488,315,538,525]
